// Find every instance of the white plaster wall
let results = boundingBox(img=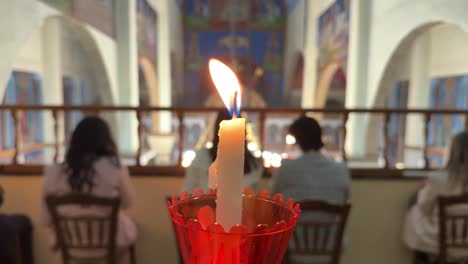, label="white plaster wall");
[301,0,335,107]
[149,0,183,133]
[0,0,117,105]
[0,0,57,96]
[12,29,44,73]
[371,22,468,109]
[317,0,335,14]
[367,0,468,108]
[346,0,468,157]
[150,0,179,106]
[61,27,95,87]
[284,0,305,93]
[168,0,184,96]
[429,24,468,78]
[85,26,118,104]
